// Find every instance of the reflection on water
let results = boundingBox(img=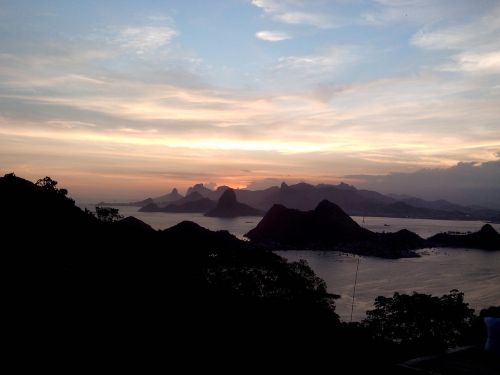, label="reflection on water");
[277,249,500,322]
